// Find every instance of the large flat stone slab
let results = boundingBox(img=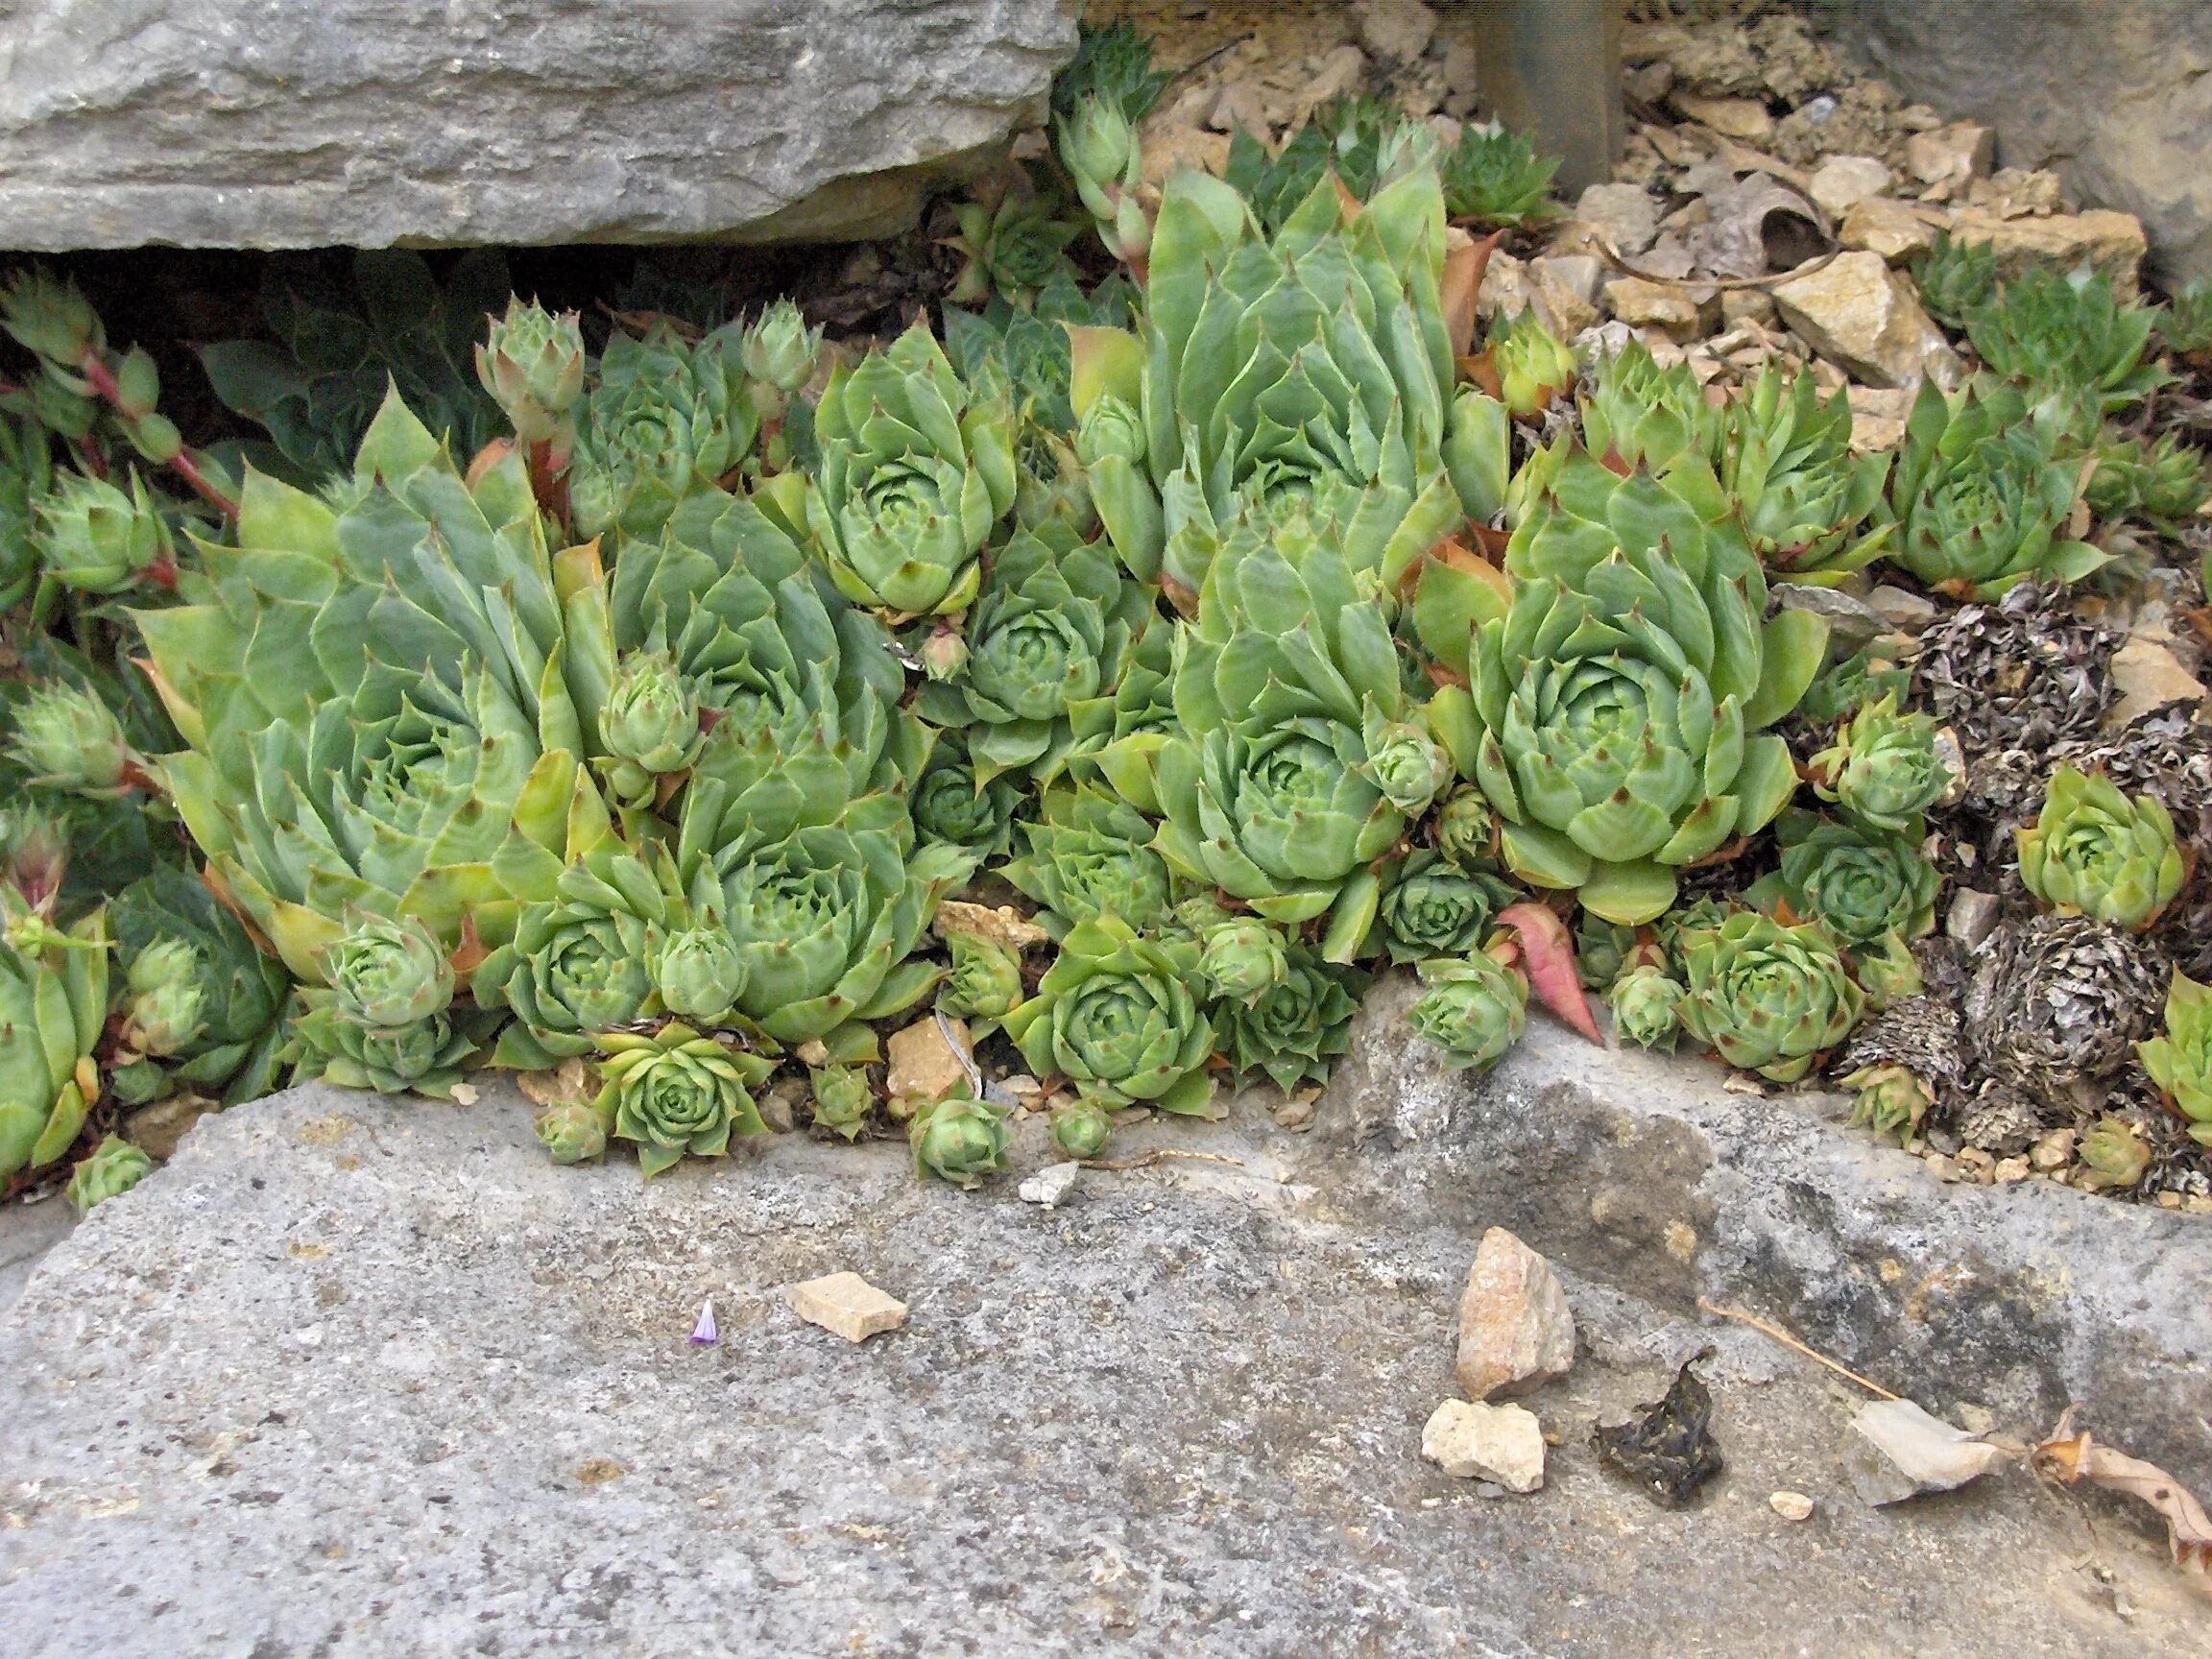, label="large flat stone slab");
[1,1067,2204,1656]
[0,1,1077,250]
